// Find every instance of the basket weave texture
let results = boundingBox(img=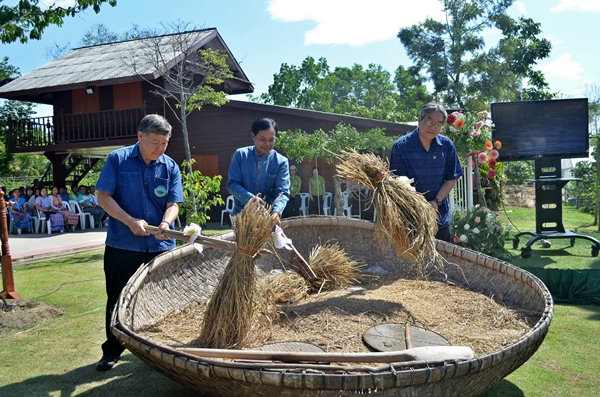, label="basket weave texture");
[113,216,553,397]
